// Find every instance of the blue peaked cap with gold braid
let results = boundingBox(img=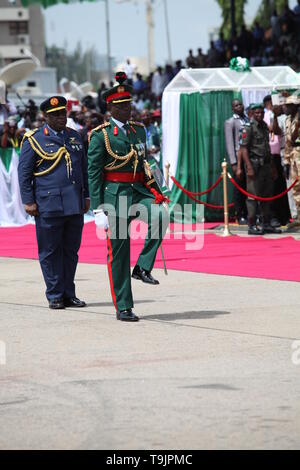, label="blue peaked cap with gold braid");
[40,96,67,114]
